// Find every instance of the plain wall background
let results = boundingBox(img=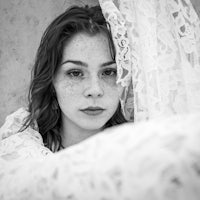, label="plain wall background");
[0,0,199,126]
